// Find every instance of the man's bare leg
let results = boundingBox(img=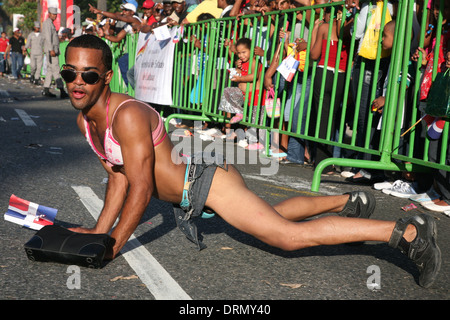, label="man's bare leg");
[273,194,350,221]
